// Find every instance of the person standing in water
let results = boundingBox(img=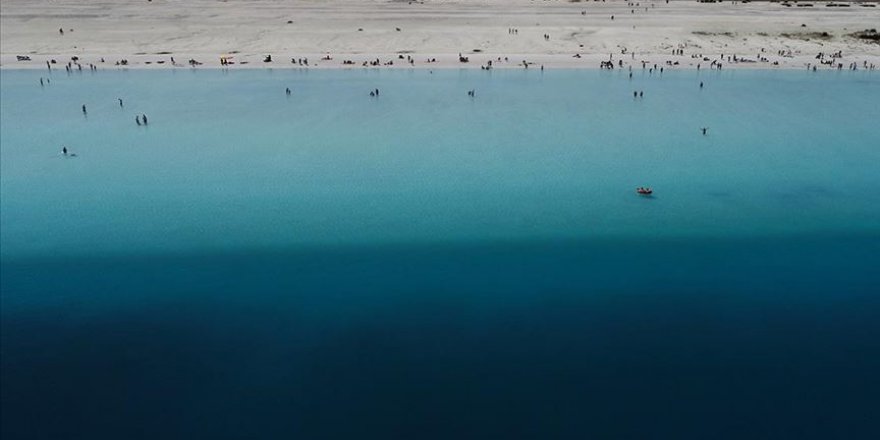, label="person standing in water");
[81,104,87,114]
[118,98,123,107]
[62,146,68,156]
[701,127,708,135]
[135,115,141,126]
[142,114,148,125]
[285,87,291,96]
